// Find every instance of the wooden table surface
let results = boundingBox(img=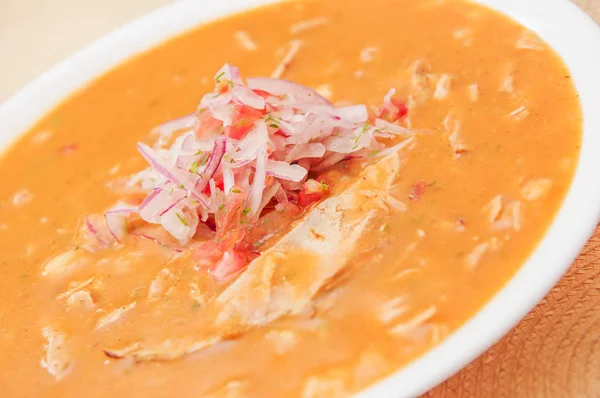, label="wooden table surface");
[1,0,598,396]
